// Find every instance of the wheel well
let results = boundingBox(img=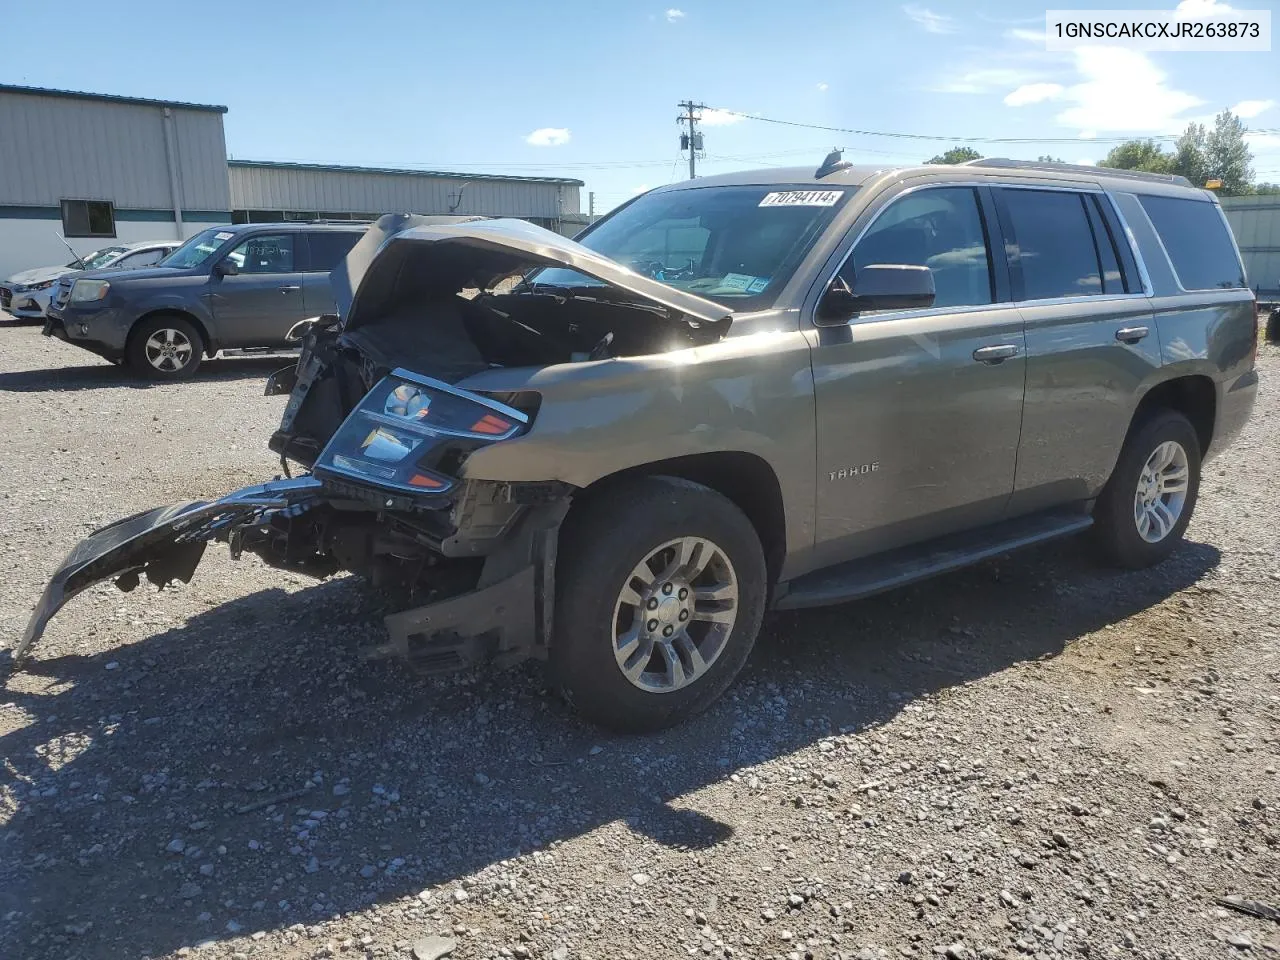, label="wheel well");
[1134,375,1216,455]
[129,310,214,357]
[574,453,787,583]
